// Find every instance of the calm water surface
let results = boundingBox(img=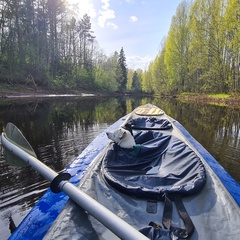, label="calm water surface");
[0,96,239,239]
